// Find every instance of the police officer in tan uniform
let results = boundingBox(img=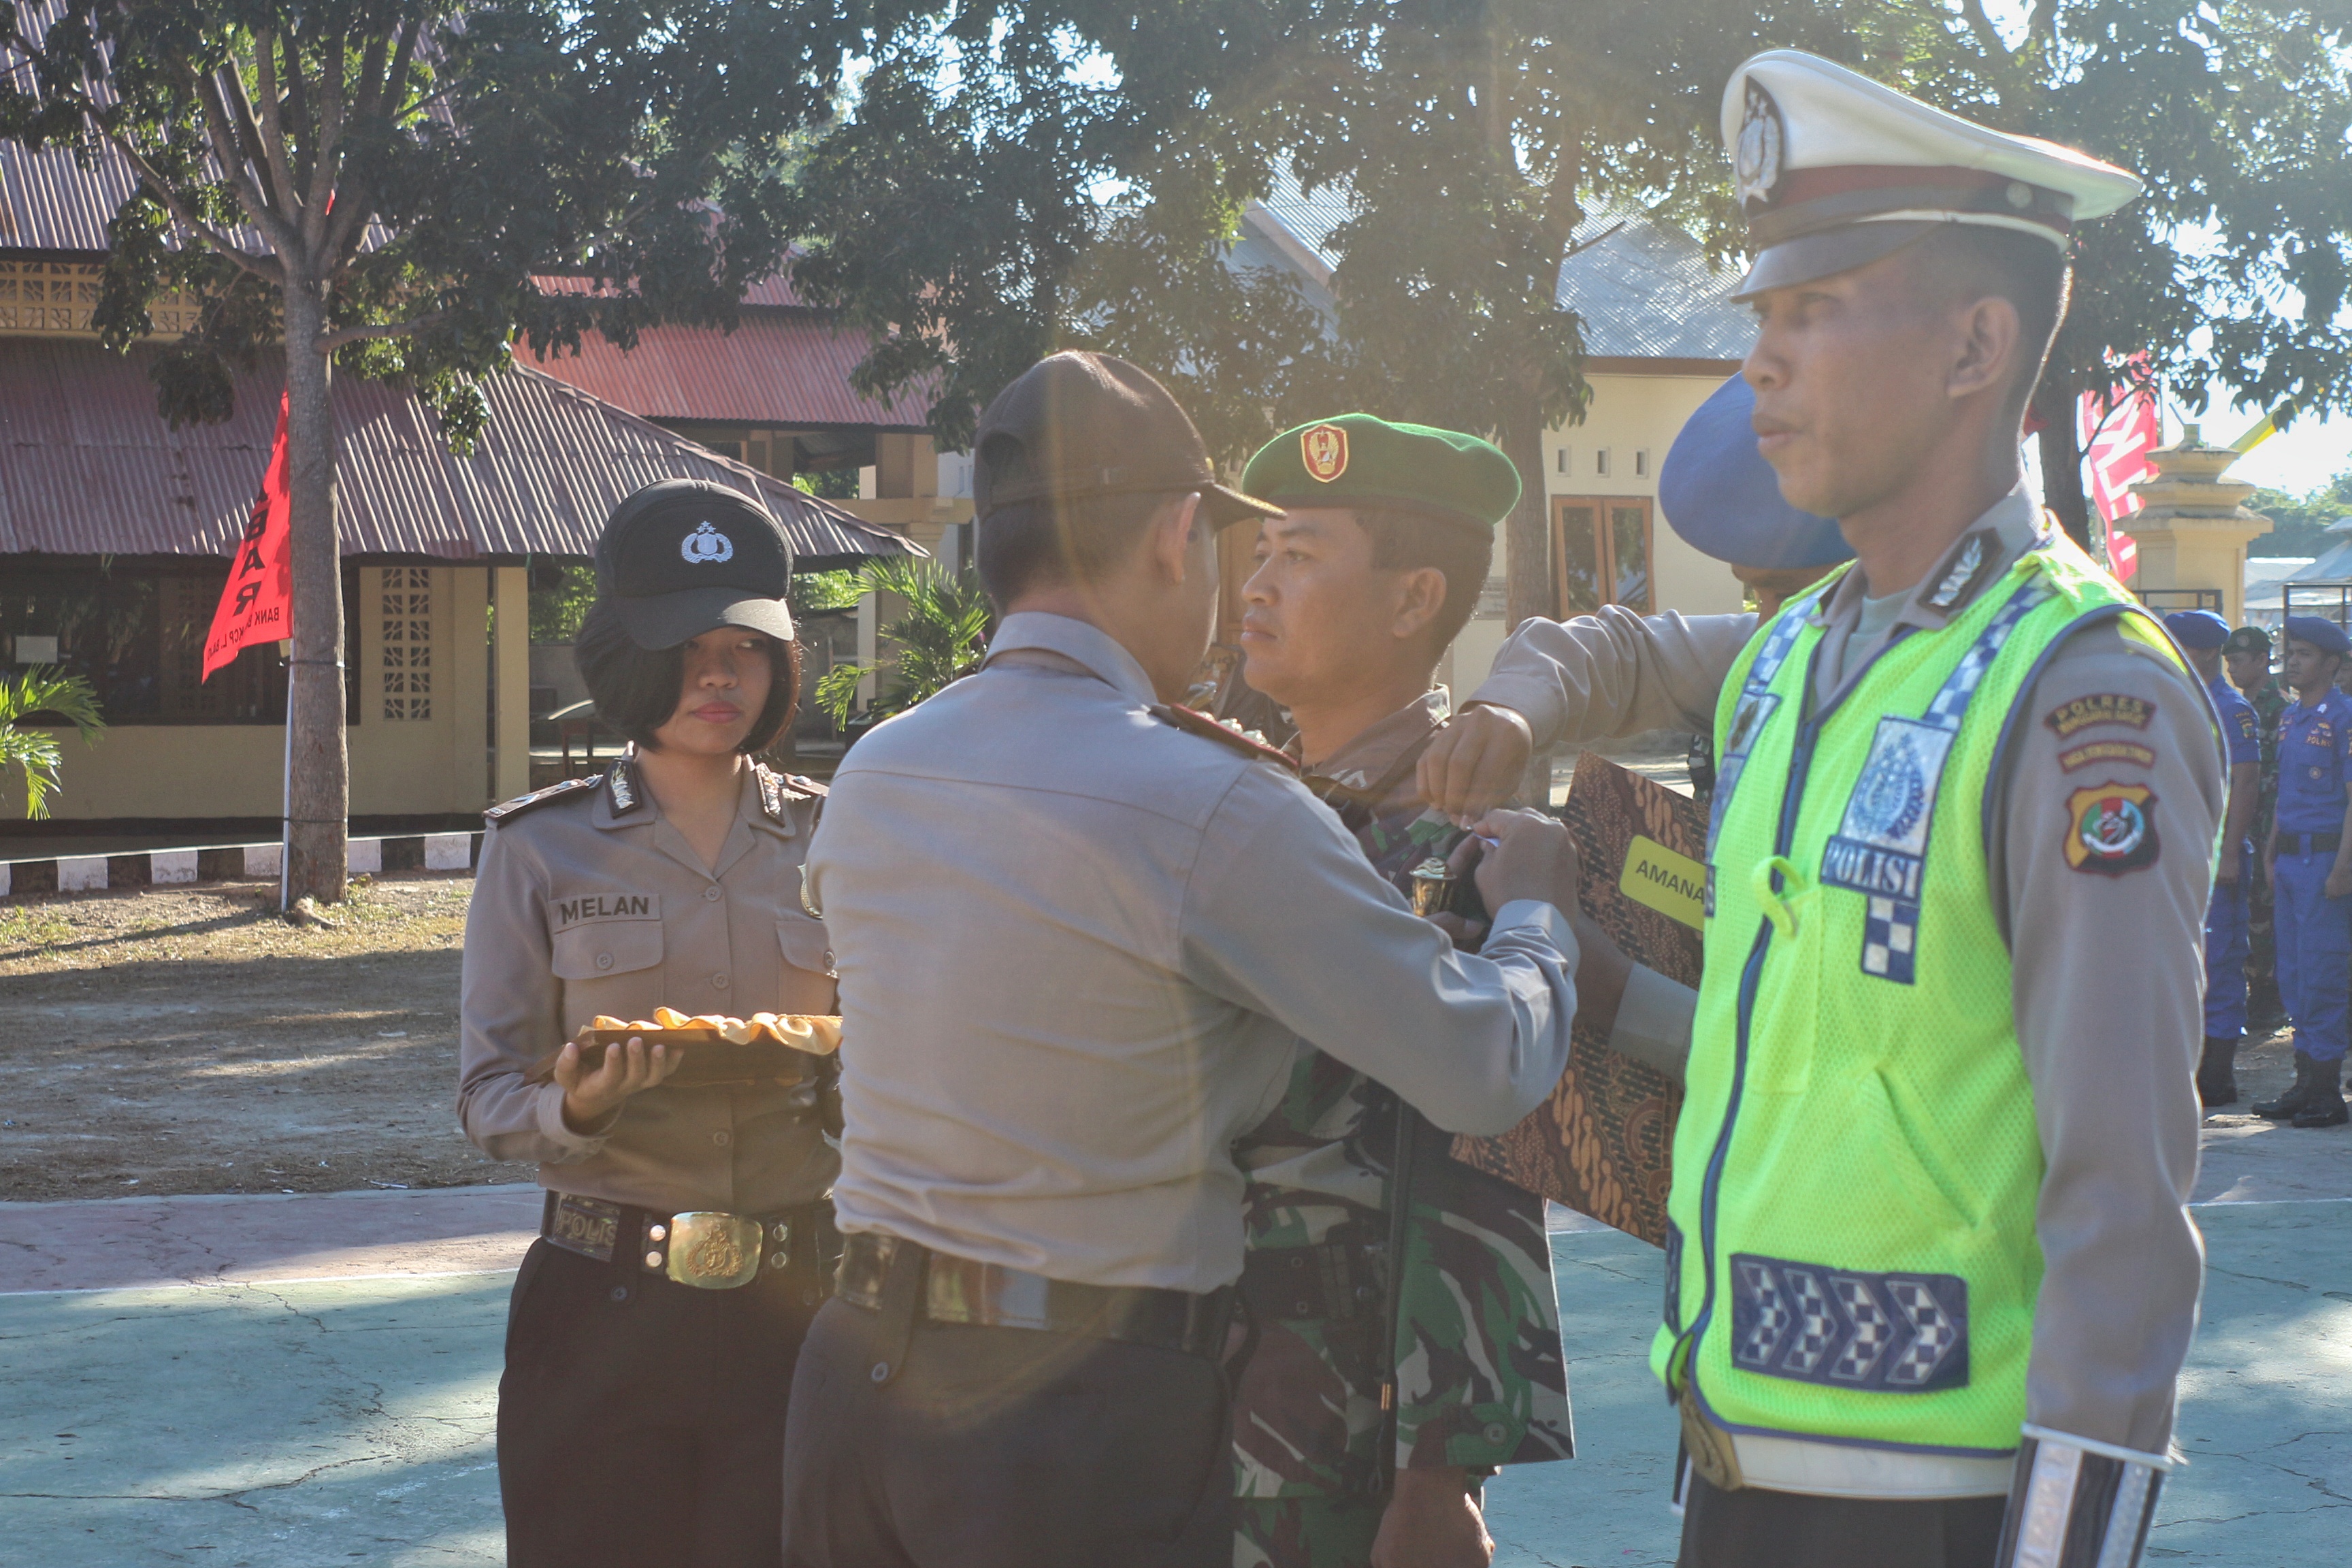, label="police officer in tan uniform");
[1421,52,2216,1568]
[459,480,840,1568]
